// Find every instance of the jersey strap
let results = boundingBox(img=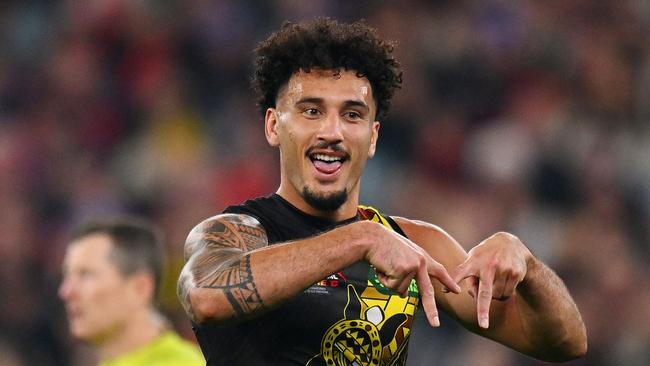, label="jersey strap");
[357,205,406,237]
